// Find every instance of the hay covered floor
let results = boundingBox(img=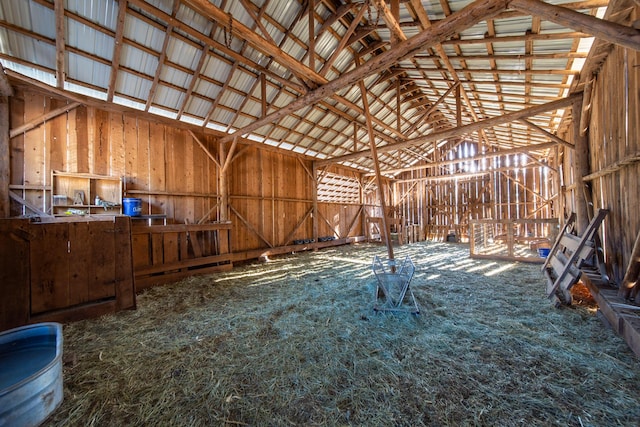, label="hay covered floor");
[47,242,640,426]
